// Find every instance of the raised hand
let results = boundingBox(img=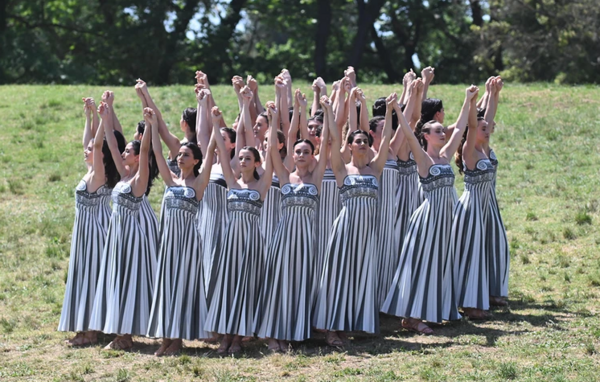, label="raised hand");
[196,88,211,105]
[240,86,253,103]
[232,75,245,94]
[403,69,416,86]
[102,90,115,107]
[266,101,278,121]
[211,106,222,123]
[466,85,479,102]
[344,66,357,87]
[320,95,332,111]
[195,71,210,88]
[82,97,95,116]
[296,89,307,108]
[494,76,503,93]
[342,77,352,93]
[349,87,359,102]
[97,102,109,118]
[331,80,340,93]
[247,75,258,92]
[421,66,435,84]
